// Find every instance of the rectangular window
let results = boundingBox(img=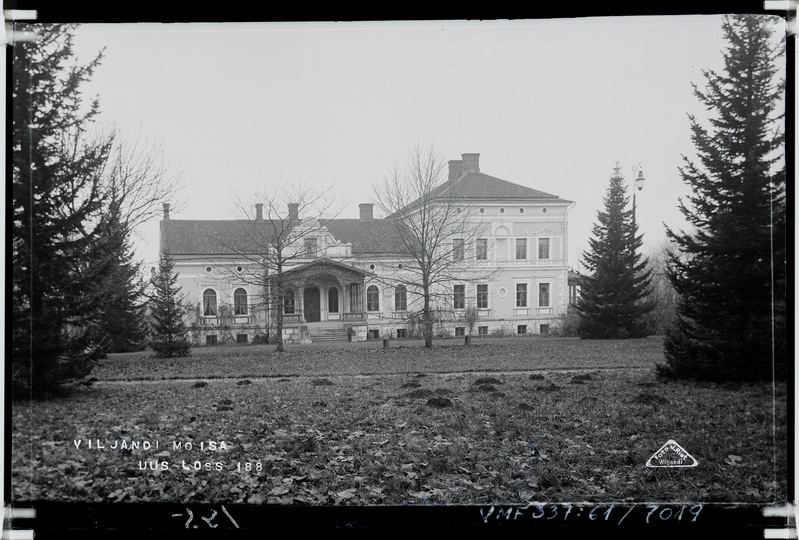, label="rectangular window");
[453,238,465,261]
[304,237,318,257]
[237,334,248,344]
[517,325,527,335]
[206,335,218,346]
[455,327,465,337]
[476,284,489,309]
[540,324,550,335]
[476,238,488,260]
[453,284,465,310]
[539,283,550,307]
[538,238,550,260]
[478,326,489,336]
[516,283,528,307]
[396,328,407,339]
[515,238,527,260]
[349,284,361,312]
[368,329,380,340]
